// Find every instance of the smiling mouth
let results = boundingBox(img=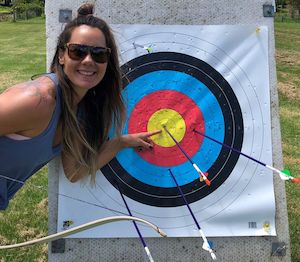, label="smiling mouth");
[78,70,95,76]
